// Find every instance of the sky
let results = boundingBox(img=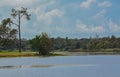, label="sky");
[0,0,120,39]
